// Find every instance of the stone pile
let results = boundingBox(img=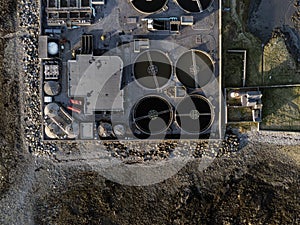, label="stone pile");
[104,133,241,162]
[104,141,178,162]
[193,134,240,158]
[18,0,57,155]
